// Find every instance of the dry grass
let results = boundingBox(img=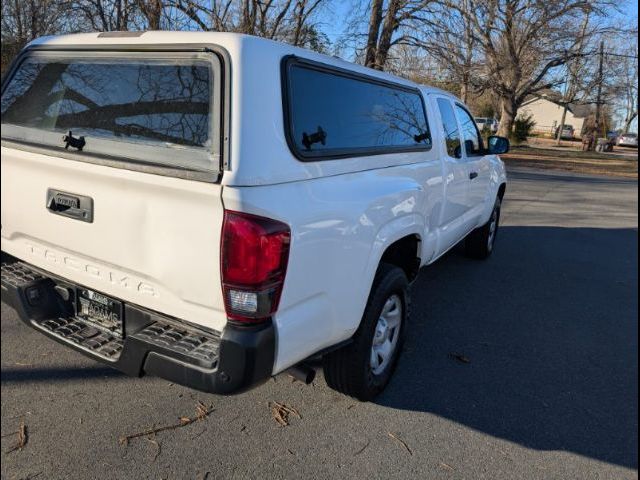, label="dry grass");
[502,146,638,178]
